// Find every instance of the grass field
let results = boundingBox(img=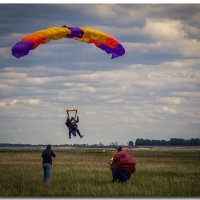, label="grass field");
[0,146,199,197]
